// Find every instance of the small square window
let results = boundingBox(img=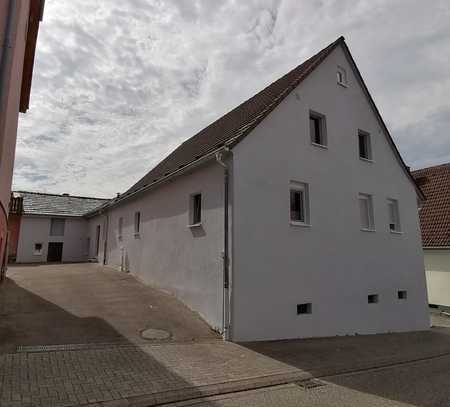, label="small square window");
[189,193,202,226]
[337,66,347,86]
[297,303,312,314]
[134,212,140,236]
[33,243,43,255]
[309,111,327,146]
[290,182,310,225]
[388,199,401,232]
[368,294,379,304]
[359,193,375,231]
[398,290,407,300]
[358,131,372,160]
